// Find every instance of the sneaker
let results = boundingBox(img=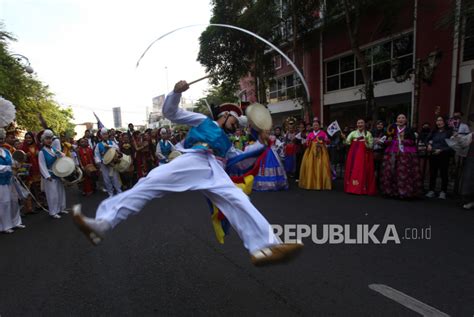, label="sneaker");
[51,214,62,219]
[463,202,474,209]
[438,191,446,200]
[425,191,436,198]
[3,229,14,234]
[16,224,26,229]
